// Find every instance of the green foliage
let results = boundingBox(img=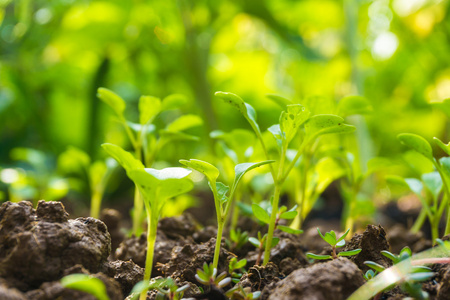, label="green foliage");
[129,278,189,300]
[306,228,361,260]
[229,257,247,284]
[195,262,231,288]
[226,229,249,252]
[60,274,110,300]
